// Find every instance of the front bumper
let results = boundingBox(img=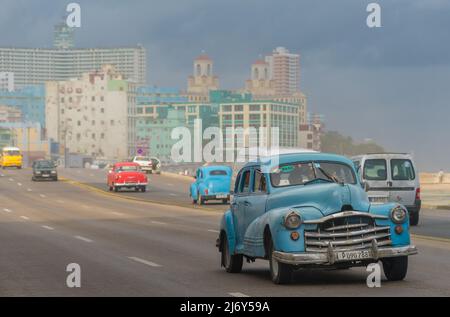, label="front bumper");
[272,244,418,266]
[203,194,230,200]
[116,182,148,187]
